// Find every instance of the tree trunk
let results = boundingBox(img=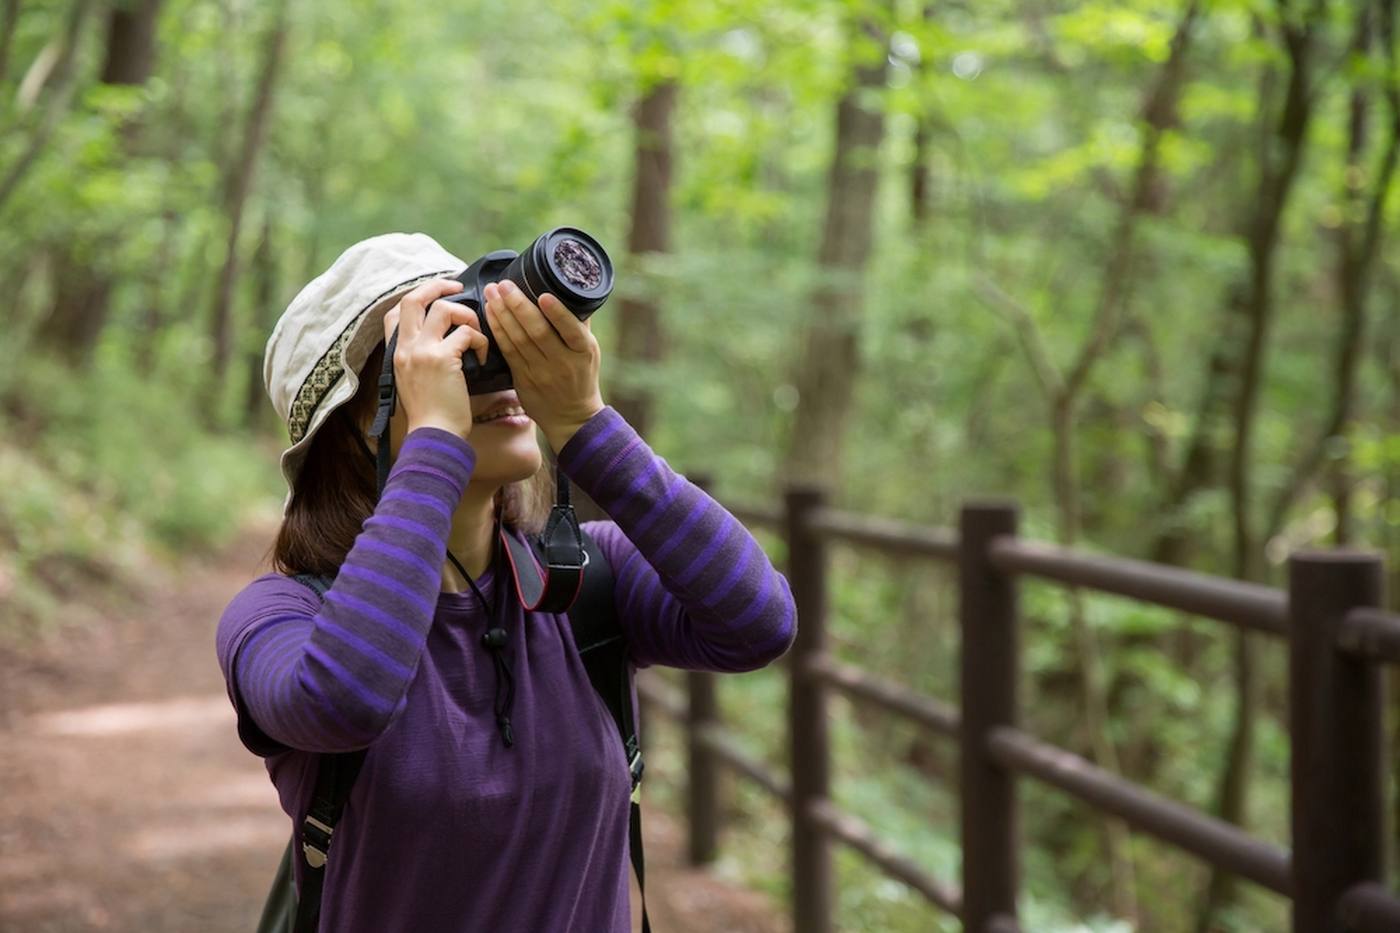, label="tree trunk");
[99,0,162,85]
[909,114,931,227]
[1383,293,1400,883]
[298,109,338,284]
[783,7,890,492]
[1054,402,1140,922]
[44,257,110,363]
[38,0,165,364]
[208,1,289,413]
[134,205,177,371]
[0,0,21,85]
[1150,16,1281,568]
[134,21,199,373]
[585,77,678,524]
[0,0,94,215]
[610,78,677,441]
[976,8,1202,919]
[908,3,936,228]
[1329,5,1396,546]
[244,215,277,426]
[1194,3,1327,927]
